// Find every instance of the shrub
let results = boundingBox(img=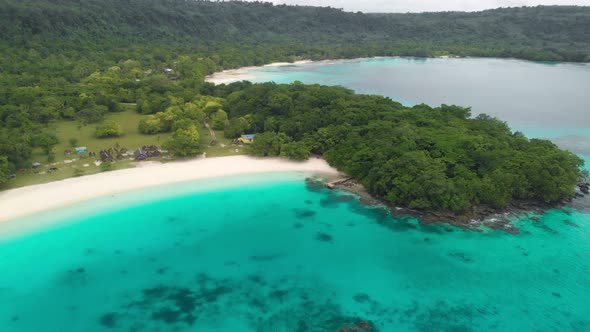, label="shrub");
[211,109,228,130]
[95,120,124,138]
[100,161,113,172]
[69,137,78,147]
